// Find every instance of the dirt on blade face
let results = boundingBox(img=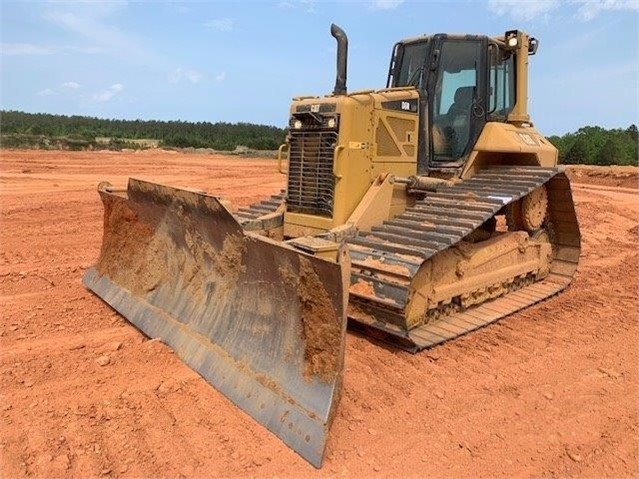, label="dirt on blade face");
[214,235,246,283]
[96,194,162,295]
[96,191,249,302]
[298,257,342,383]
